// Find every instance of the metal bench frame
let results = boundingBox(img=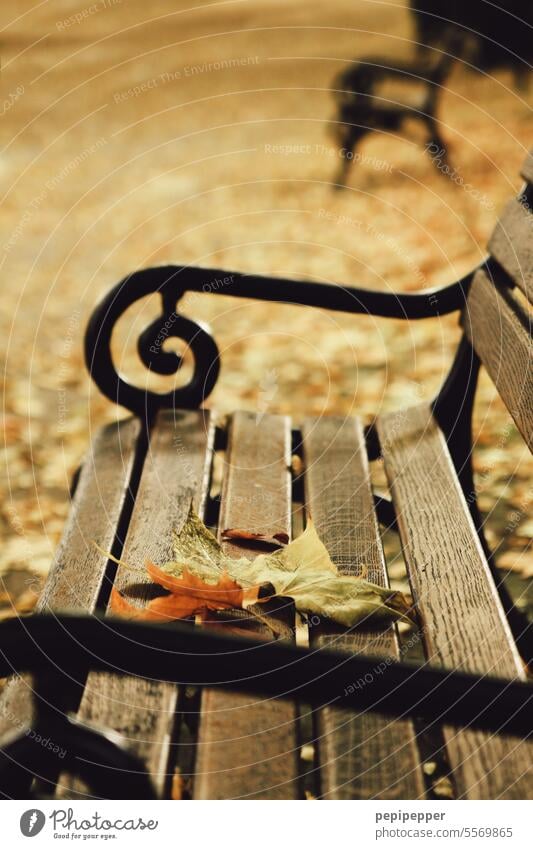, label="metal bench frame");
[330,50,455,187]
[1,170,532,801]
